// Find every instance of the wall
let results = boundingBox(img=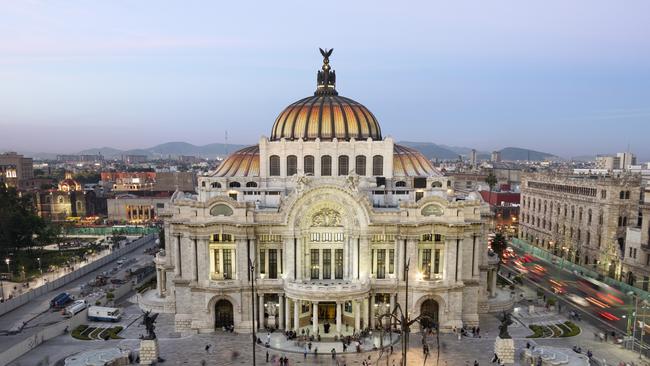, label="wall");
[0,309,87,366]
[0,234,156,317]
